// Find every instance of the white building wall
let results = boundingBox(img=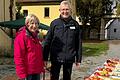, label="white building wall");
[107,19,120,39]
